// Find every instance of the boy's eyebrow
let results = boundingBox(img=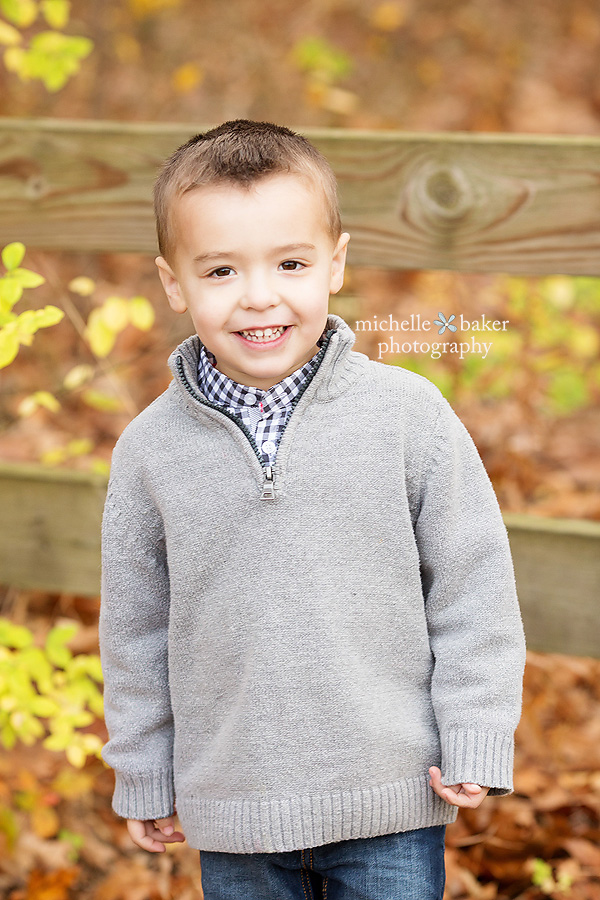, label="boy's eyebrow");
[193,243,317,263]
